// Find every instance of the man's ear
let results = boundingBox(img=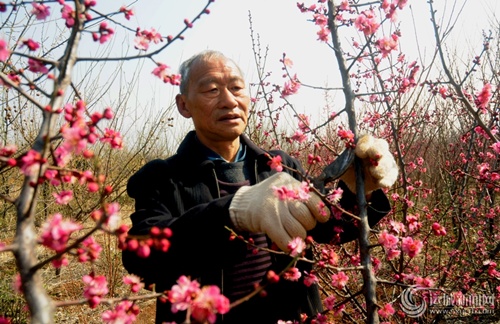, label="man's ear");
[176,94,191,118]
